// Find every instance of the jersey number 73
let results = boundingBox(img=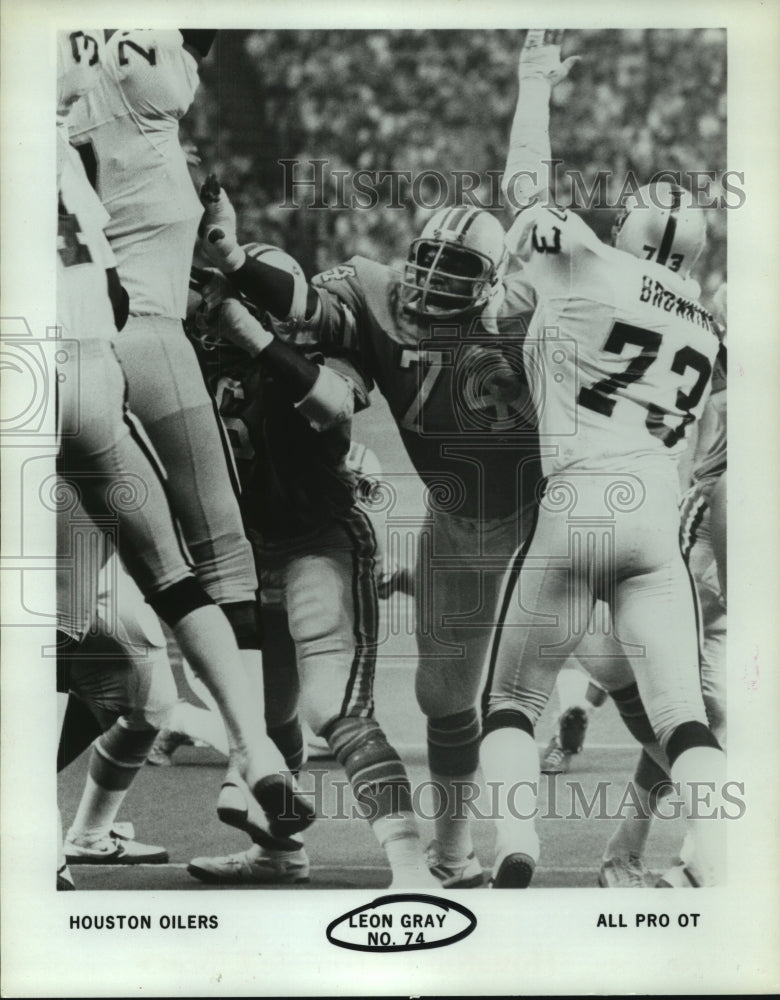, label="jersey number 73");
[577,321,712,448]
